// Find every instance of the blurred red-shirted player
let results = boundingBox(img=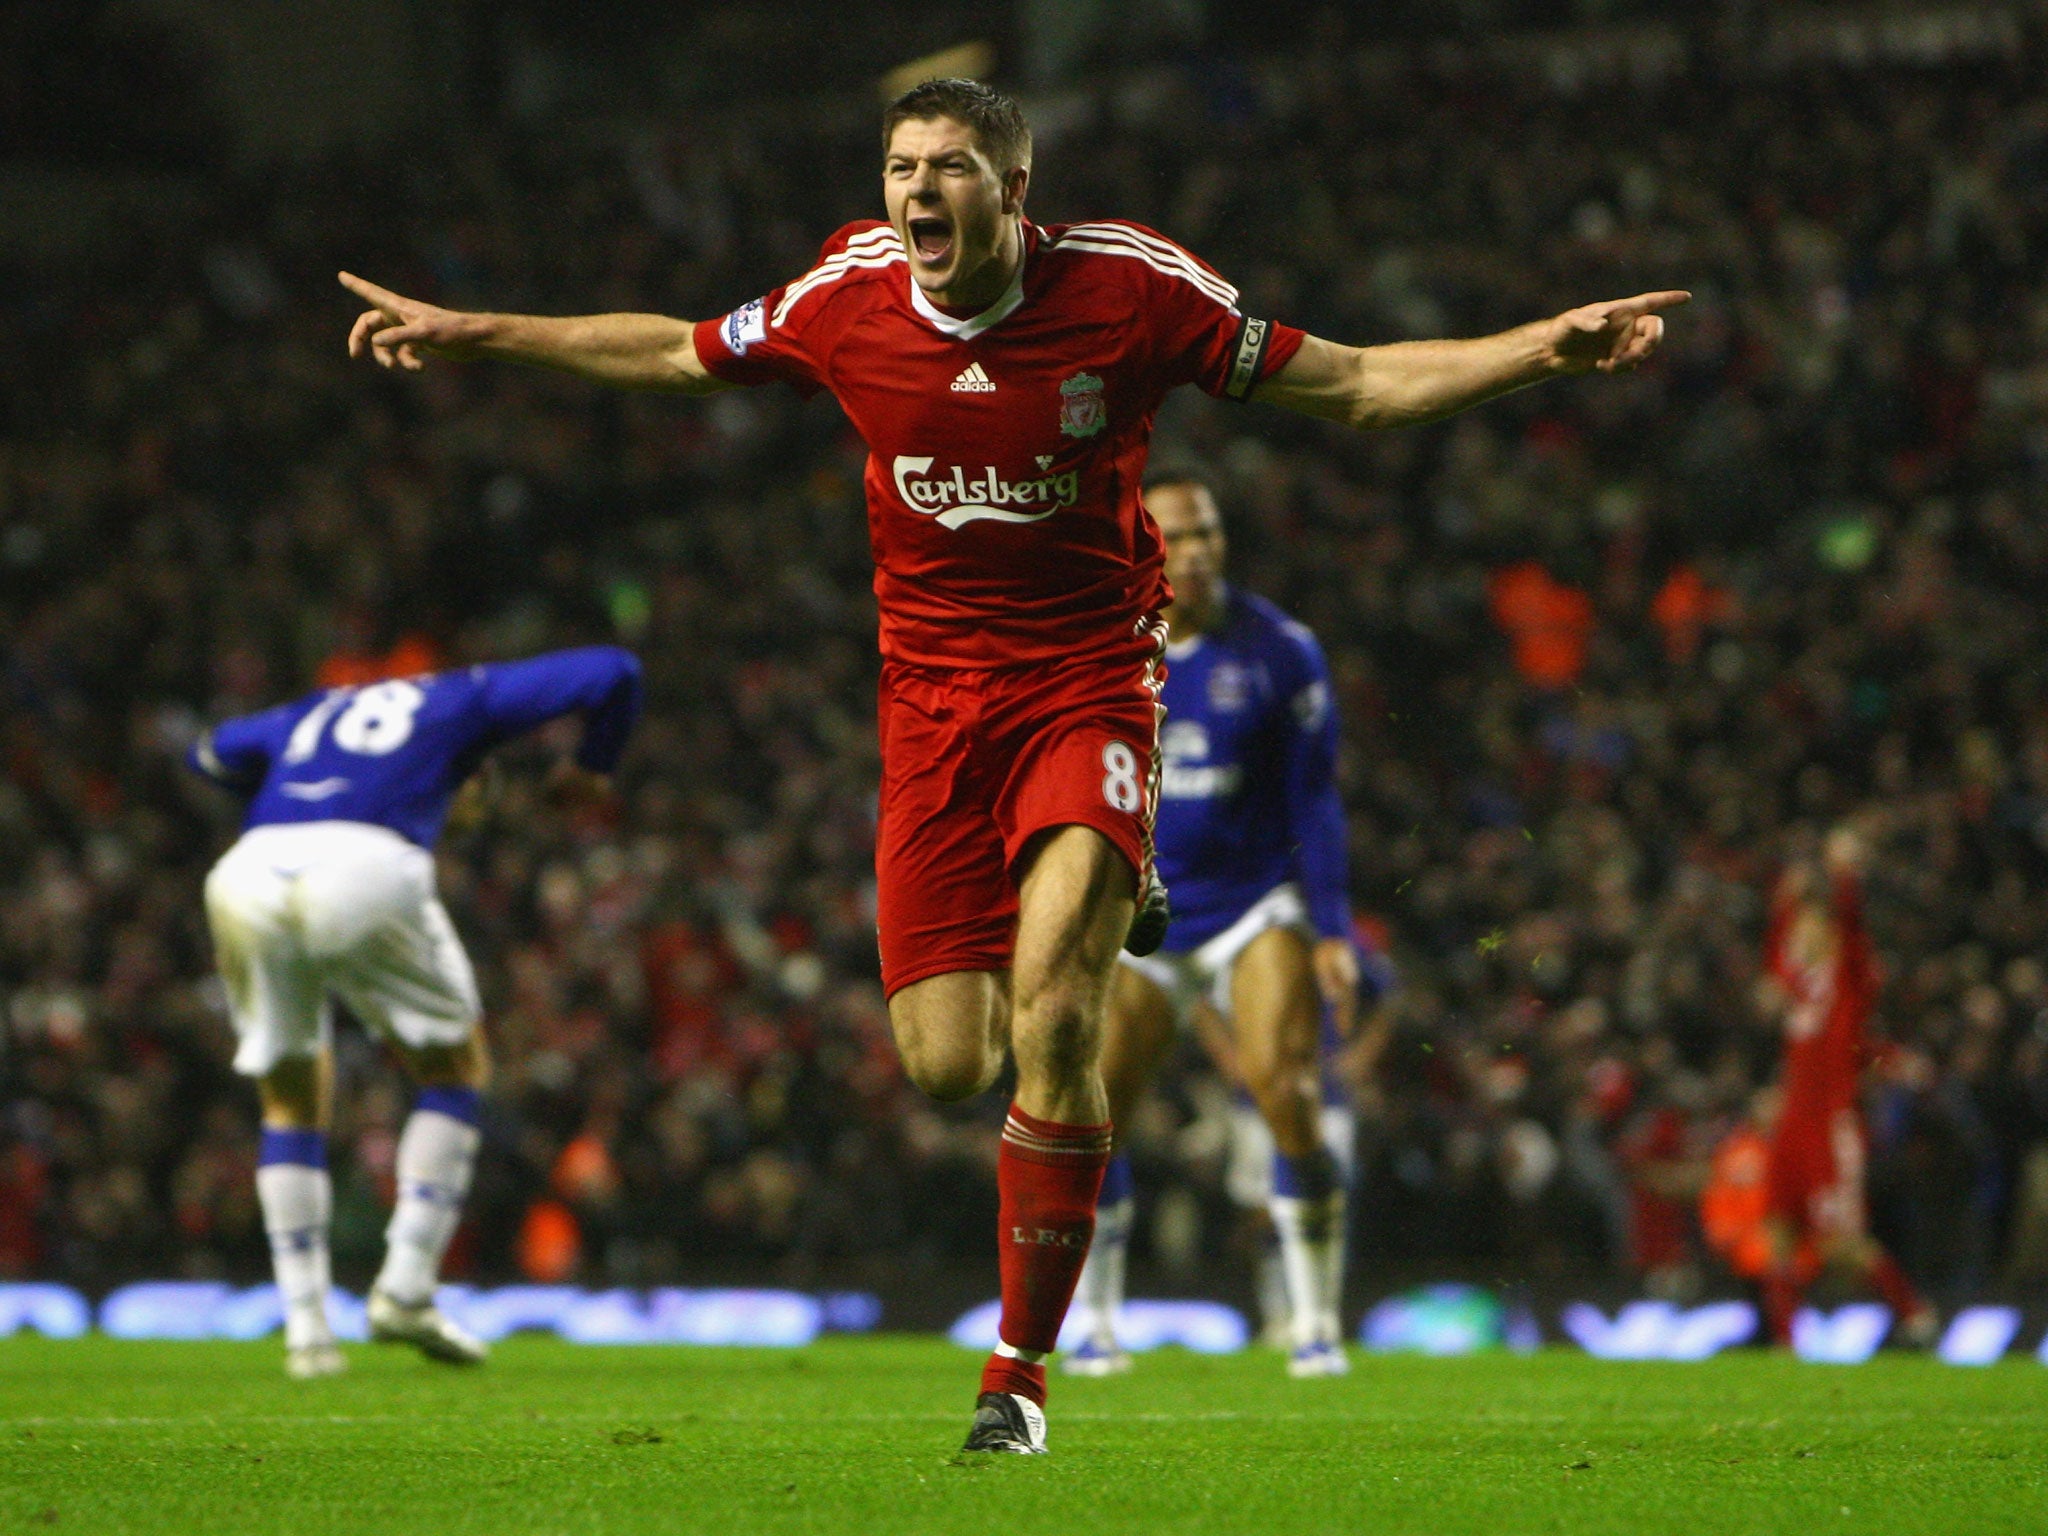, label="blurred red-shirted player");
[339,77,1687,1452]
[1755,825,1936,1347]
[1702,1086,1812,1290]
